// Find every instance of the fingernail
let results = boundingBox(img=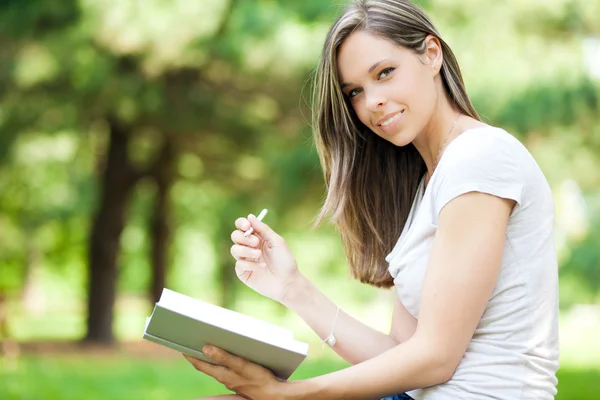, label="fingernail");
[203,345,212,355]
